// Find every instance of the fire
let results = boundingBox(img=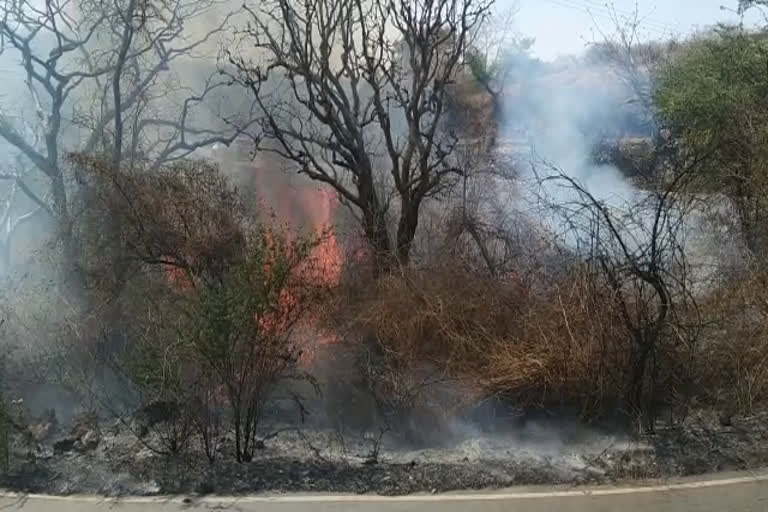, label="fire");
[199,145,347,364]
[166,265,192,289]
[159,146,345,375]
[303,188,343,287]
[247,157,343,365]
[241,148,343,288]
[288,187,342,365]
